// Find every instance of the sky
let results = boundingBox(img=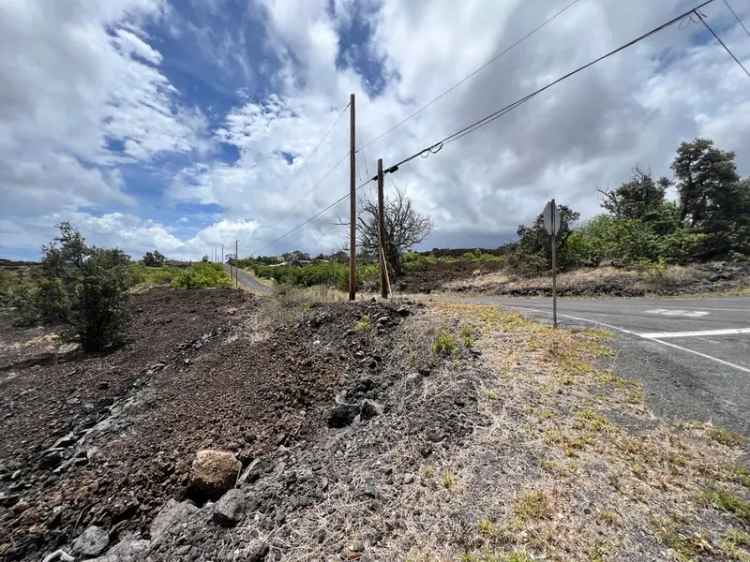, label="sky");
[1,0,749,261]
